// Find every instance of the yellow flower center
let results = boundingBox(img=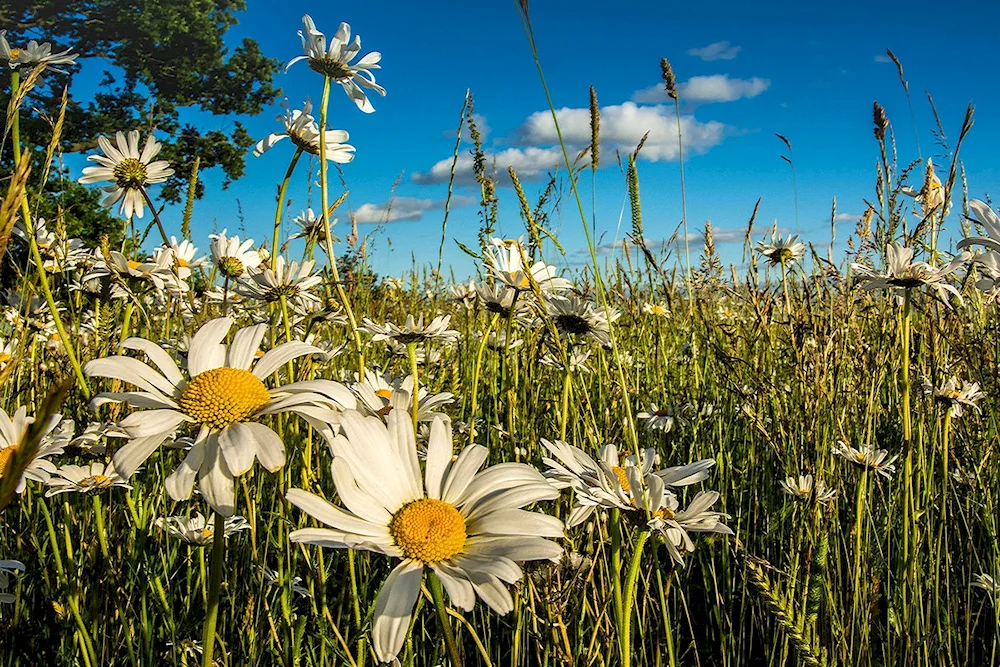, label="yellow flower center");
[200,527,214,541]
[0,353,11,364]
[9,48,20,58]
[0,445,17,476]
[389,498,467,563]
[308,58,354,80]
[218,256,245,279]
[178,367,271,430]
[611,466,631,493]
[654,506,676,520]
[127,260,142,270]
[79,474,112,489]
[112,157,148,190]
[650,305,667,316]
[375,389,393,400]
[176,257,189,268]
